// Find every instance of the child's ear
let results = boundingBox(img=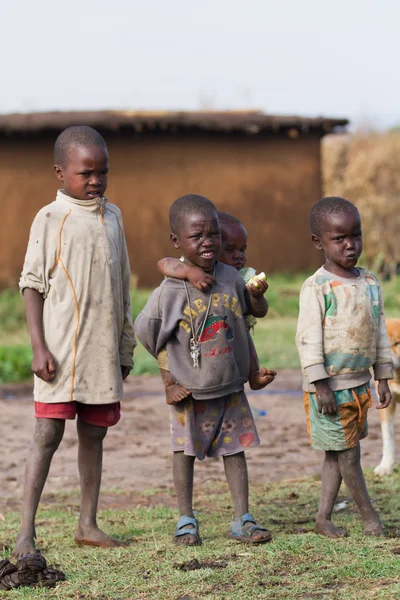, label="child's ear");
[54,164,64,182]
[312,234,323,251]
[170,232,180,249]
